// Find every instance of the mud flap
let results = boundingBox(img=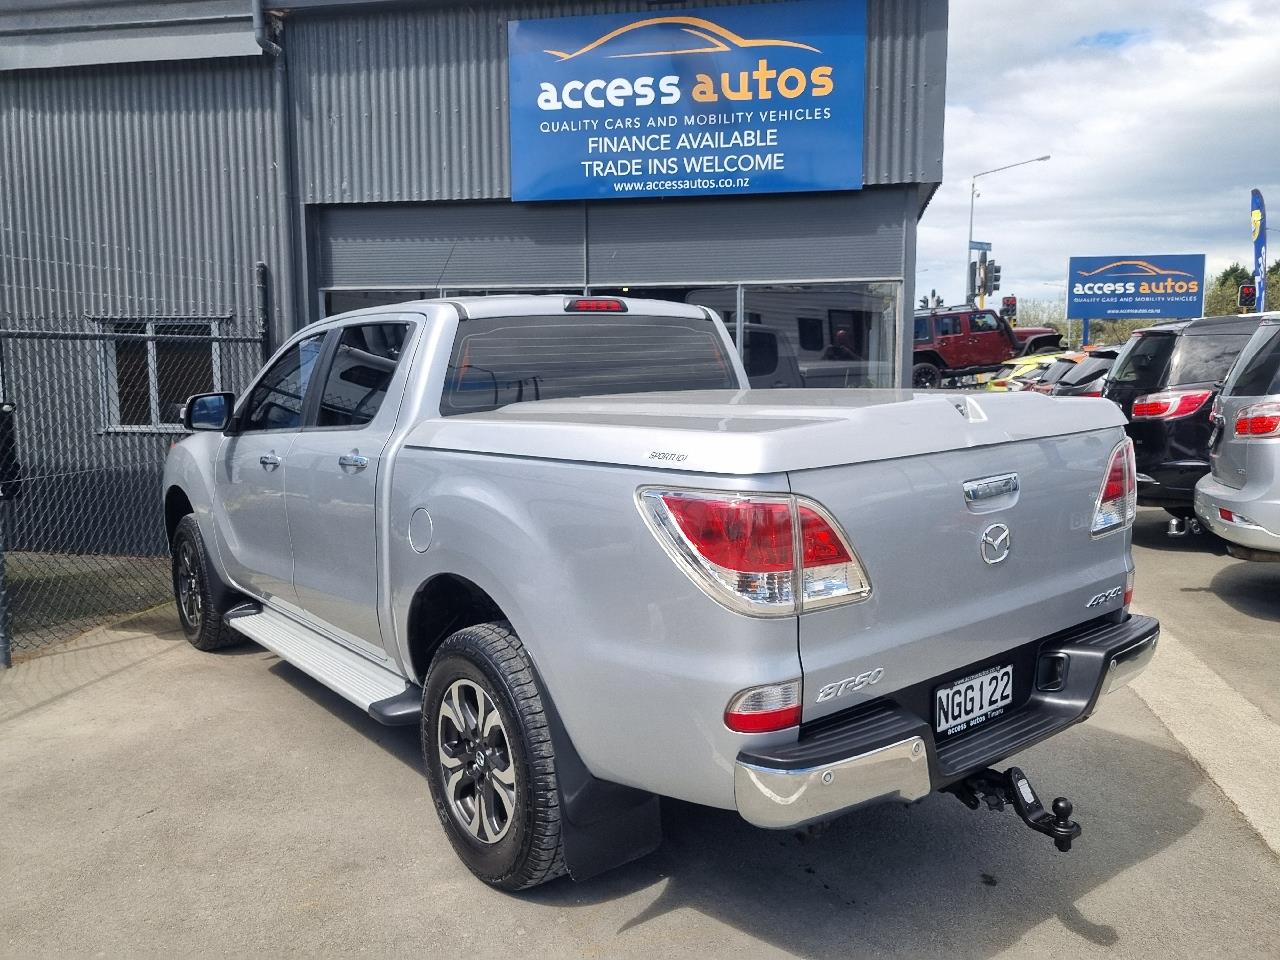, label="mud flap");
[540,690,662,880]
